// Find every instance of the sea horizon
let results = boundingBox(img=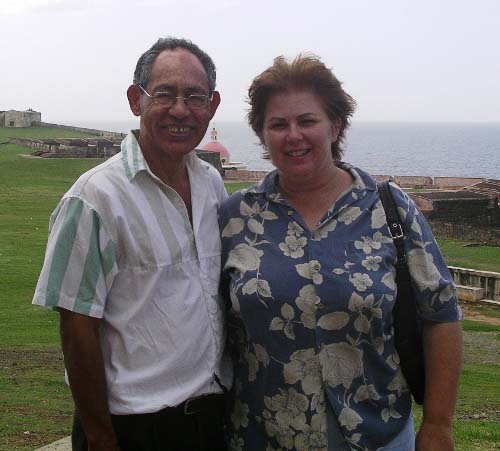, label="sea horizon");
[50,119,500,179]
